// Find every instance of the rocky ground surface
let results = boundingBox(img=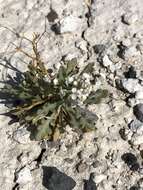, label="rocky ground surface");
[0,0,143,189]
